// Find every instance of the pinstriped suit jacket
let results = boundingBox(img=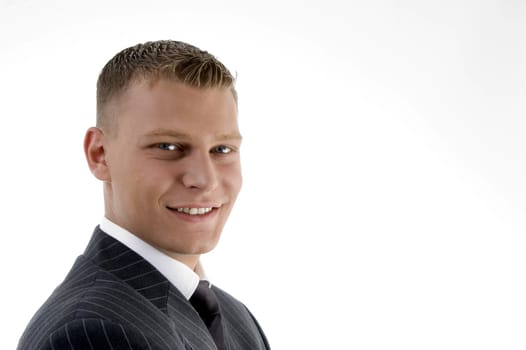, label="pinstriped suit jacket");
[18,227,270,350]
